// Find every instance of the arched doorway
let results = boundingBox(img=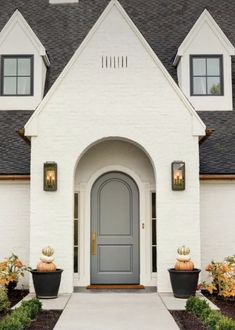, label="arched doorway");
[91,171,139,284]
[74,139,156,287]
